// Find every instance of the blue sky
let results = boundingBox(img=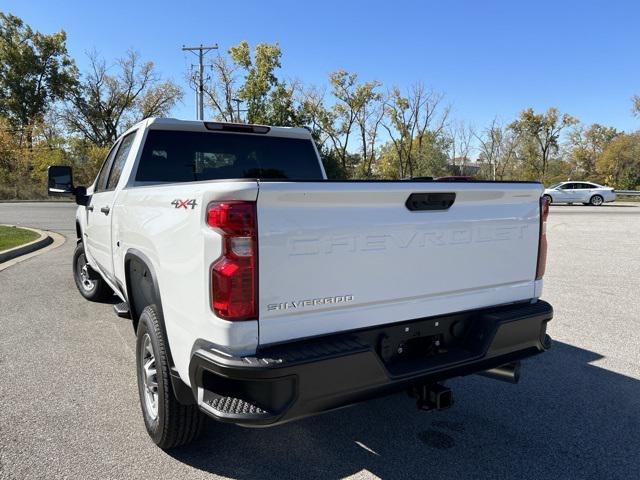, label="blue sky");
[4,0,640,132]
